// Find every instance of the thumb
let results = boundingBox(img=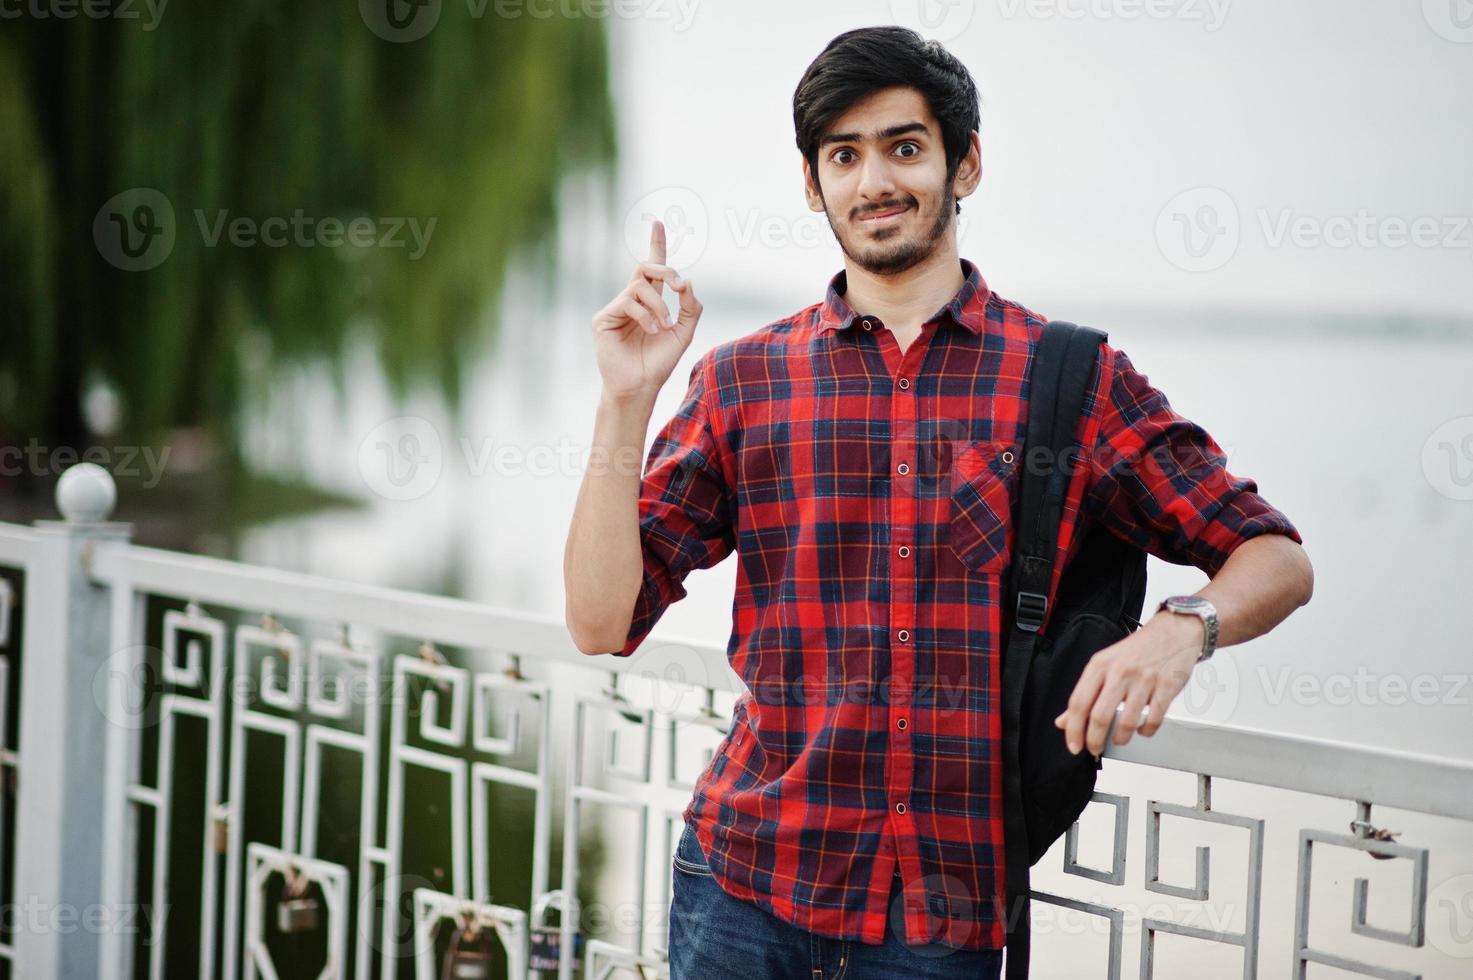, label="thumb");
[668,274,702,338]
